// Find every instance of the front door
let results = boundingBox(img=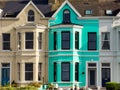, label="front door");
[1,63,10,86]
[102,68,110,87]
[88,69,96,86]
